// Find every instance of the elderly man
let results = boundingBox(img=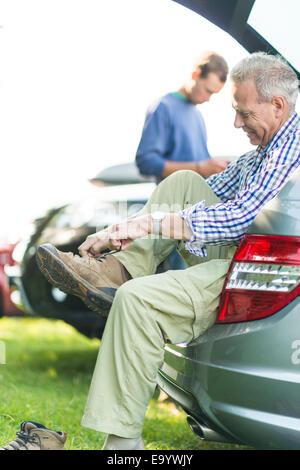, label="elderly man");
[32,52,299,451]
